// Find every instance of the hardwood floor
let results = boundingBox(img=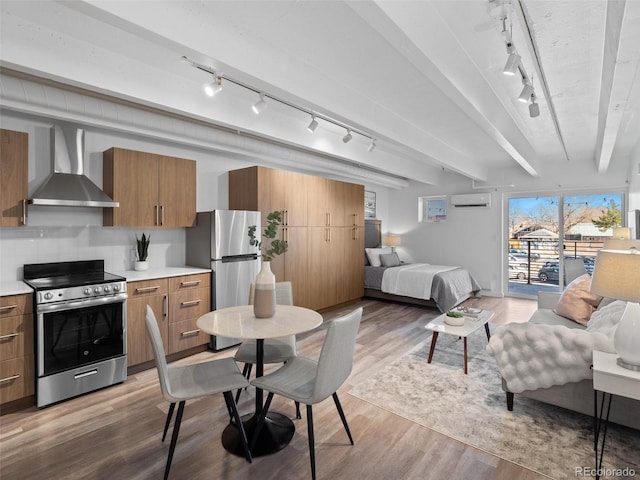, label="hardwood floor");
[0,296,544,480]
